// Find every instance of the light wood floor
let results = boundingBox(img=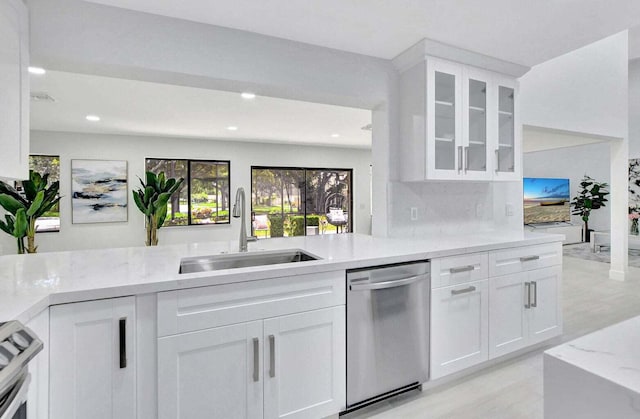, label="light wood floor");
[345,256,640,419]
